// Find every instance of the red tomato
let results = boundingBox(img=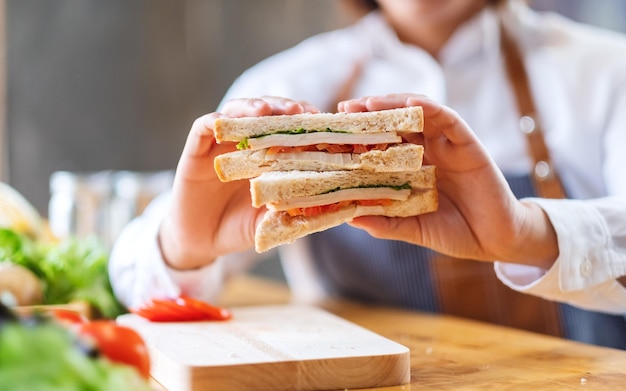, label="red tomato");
[288,200,354,217]
[328,200,352,212]
[177,296,232,320]
[50,309,88,326]
[79,320,151,379]
[371,143,388,151]
[352,144,370,153]
[301,205,325,217]
[287,198,396,217]
[314,143,331,151]
[324,144,353,153]
[266,146,287,154]
[131,296,232,323]
[286,207,304,217]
